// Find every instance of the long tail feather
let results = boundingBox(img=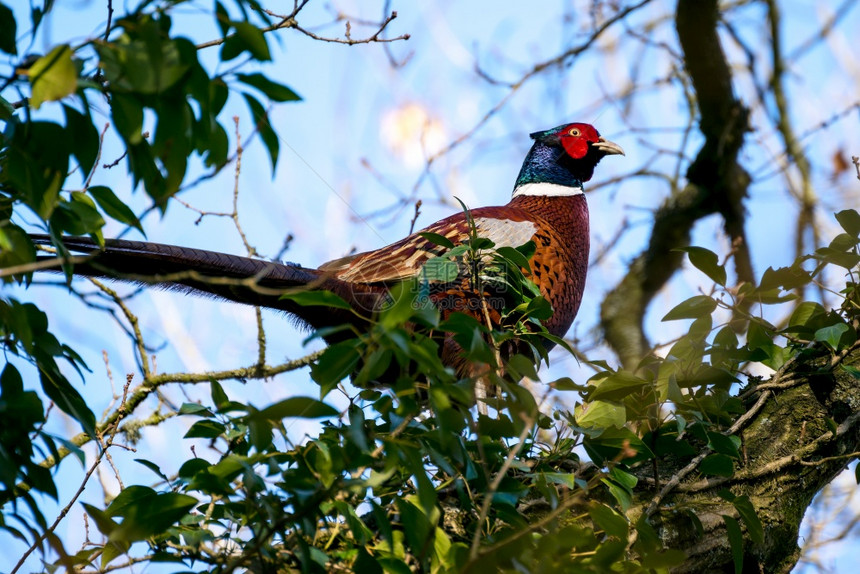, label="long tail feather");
[29,234,375,332]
